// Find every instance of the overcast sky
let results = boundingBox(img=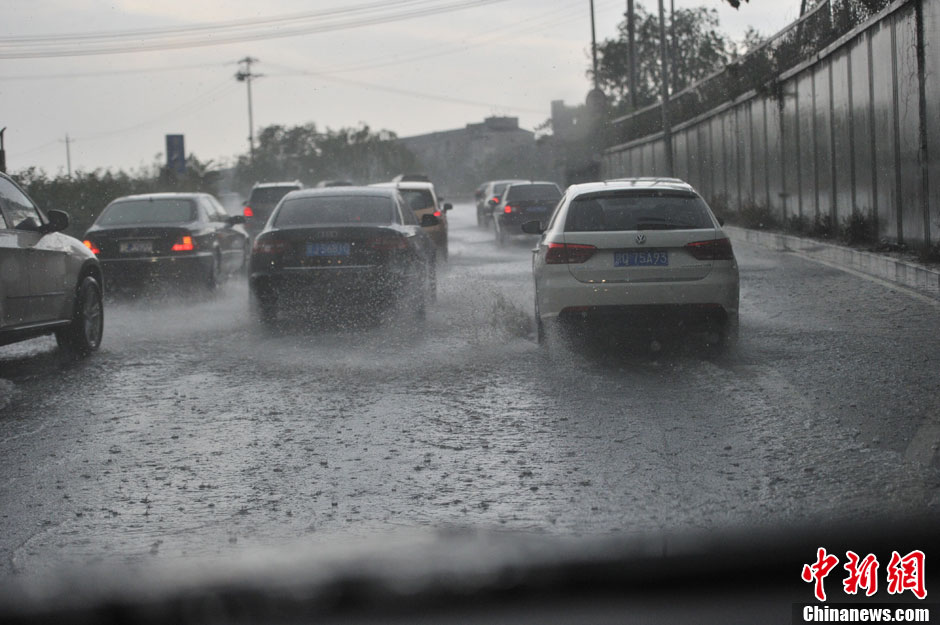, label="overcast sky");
[1,0,802,176]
